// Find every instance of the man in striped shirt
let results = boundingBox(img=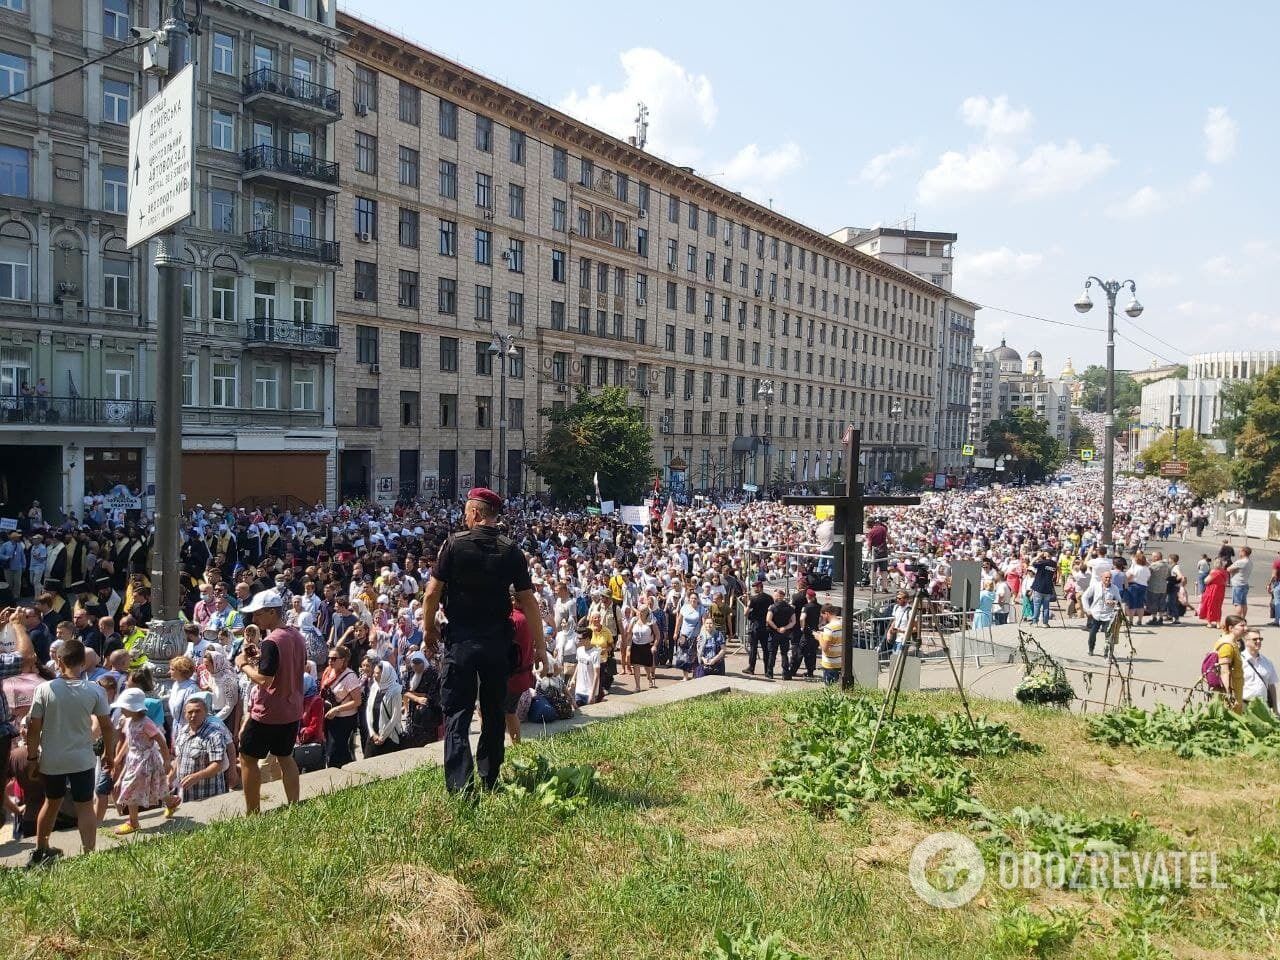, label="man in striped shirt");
[818,604,843,685]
